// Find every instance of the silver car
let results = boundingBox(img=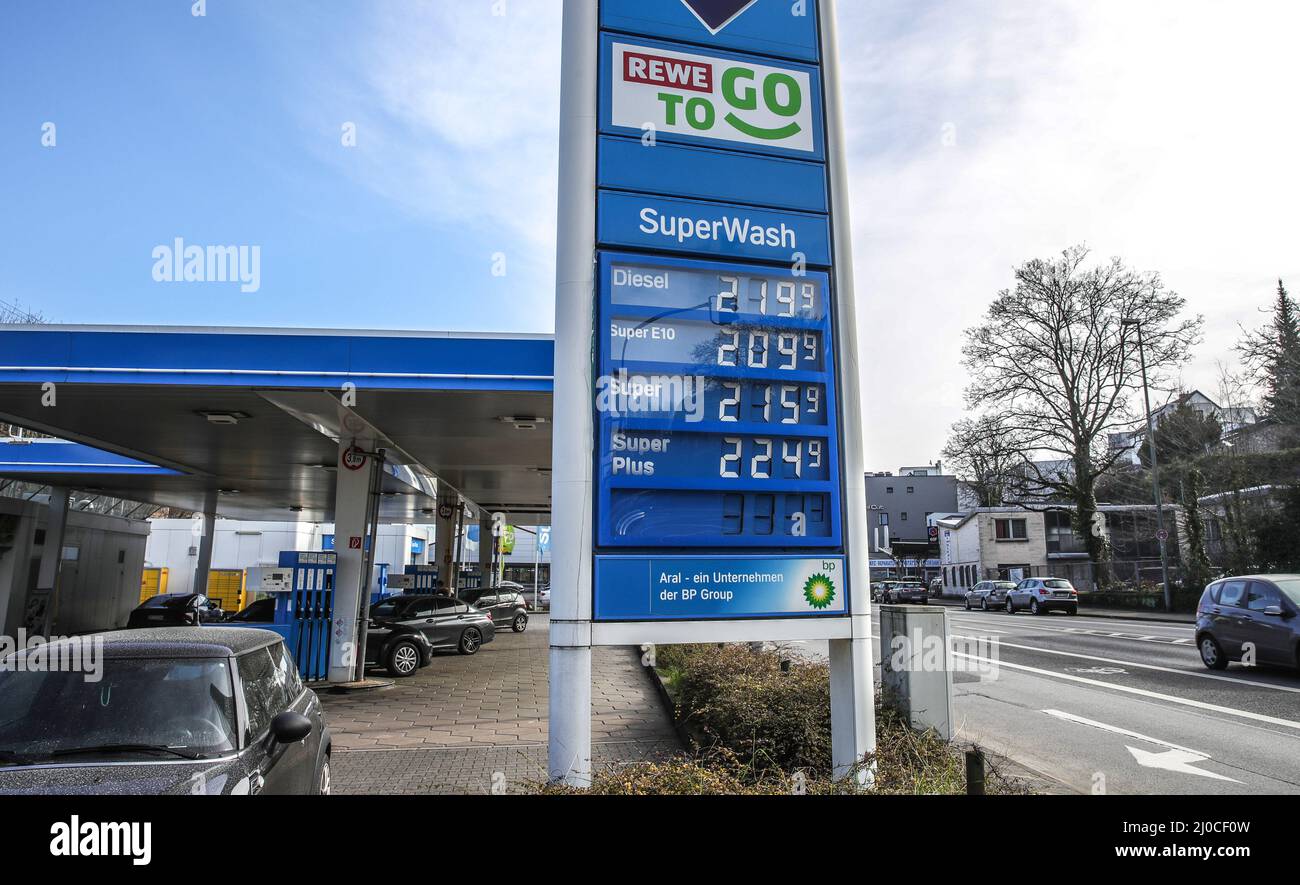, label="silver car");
[1006,577,1079,615]
[964,580,1017,611]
